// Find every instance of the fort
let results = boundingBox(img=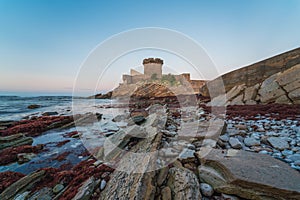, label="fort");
[121,58,206,93]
